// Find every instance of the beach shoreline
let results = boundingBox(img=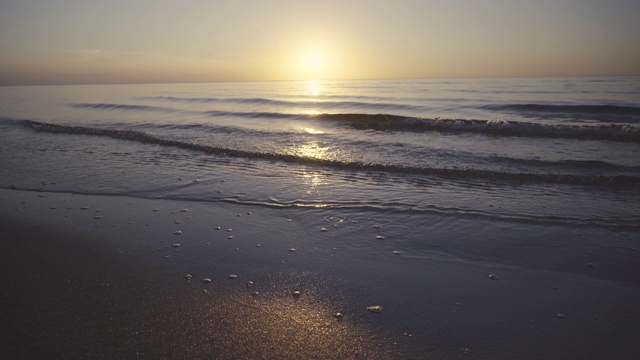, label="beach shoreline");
[1,187,639,359]
[0,189,410,359]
